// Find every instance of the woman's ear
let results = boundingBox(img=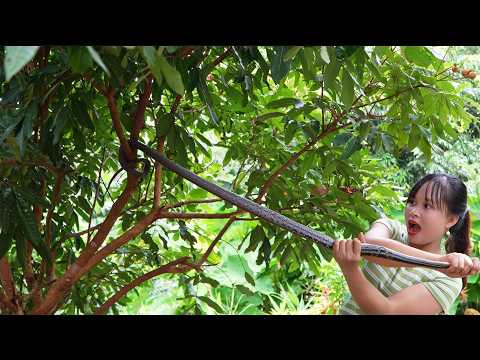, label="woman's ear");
[446,214,460,229]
